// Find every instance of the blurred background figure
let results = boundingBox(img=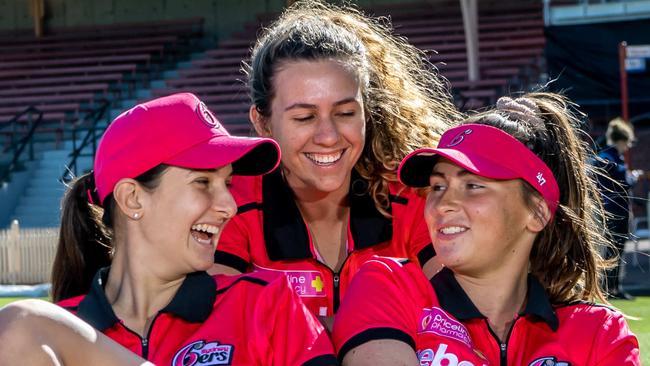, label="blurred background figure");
[596,117,644,300]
